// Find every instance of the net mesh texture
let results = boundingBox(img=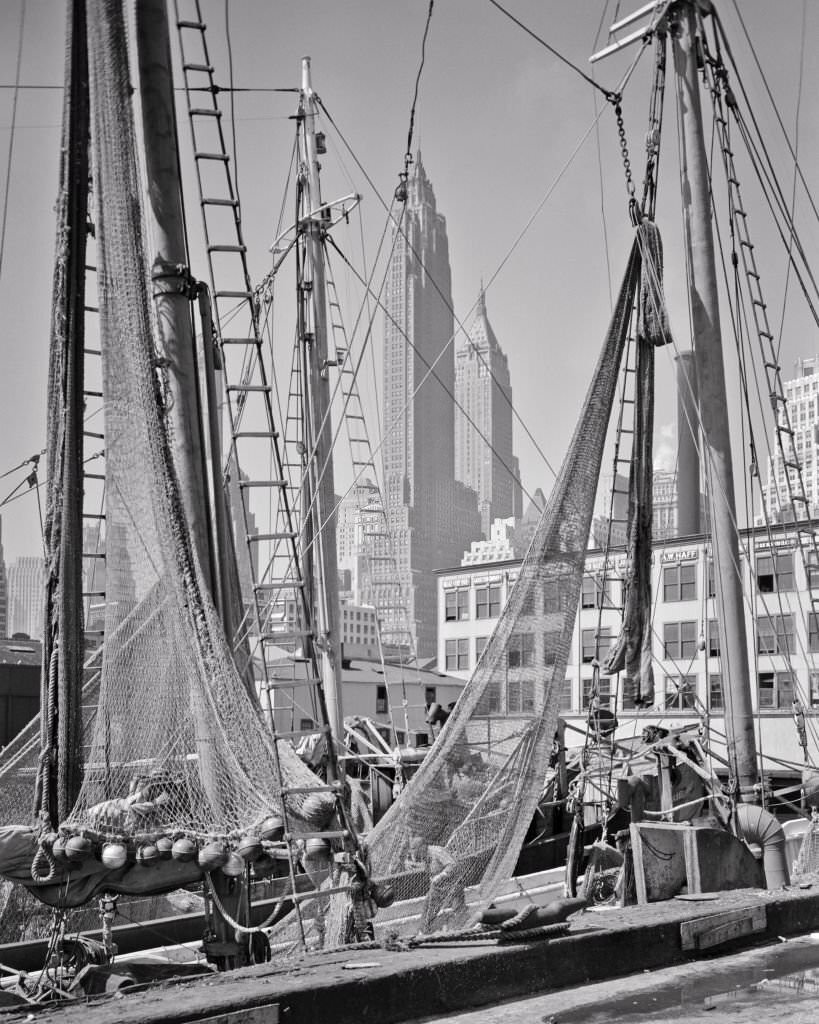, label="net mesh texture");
[360,233,643,936]
[60,0,332,847]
